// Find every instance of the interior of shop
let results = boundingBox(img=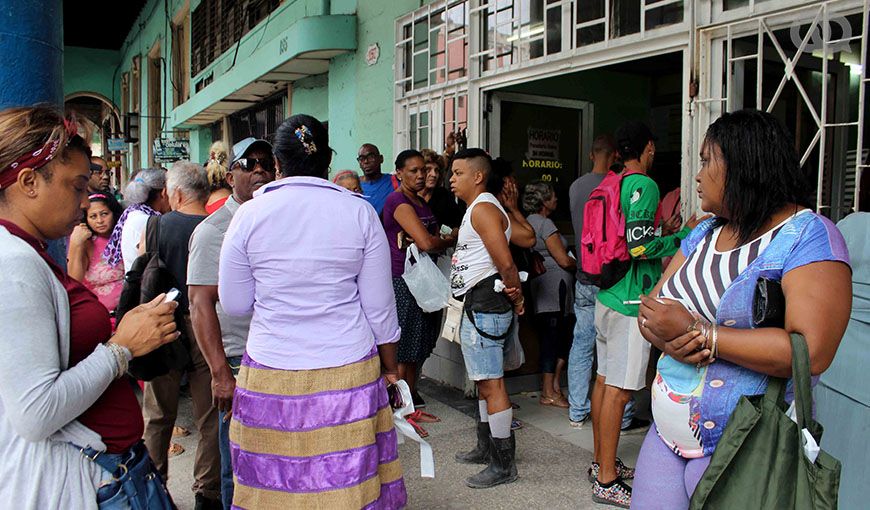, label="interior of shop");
[485,51,685,379]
